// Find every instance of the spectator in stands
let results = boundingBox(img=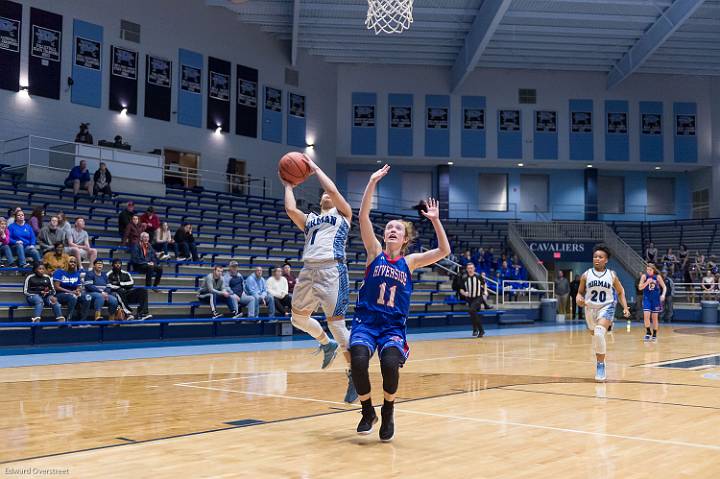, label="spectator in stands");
[64,160,94,197]
[282,263,297,295]
[74,123,93,144]
[153,222,176,260]
[459,250,473,268]
[244,266,275,317]
[224,261,256,317]
[6,206,21,226]
[663,248,677,275]
[198,265,241,319]
[130,232,163,287]
[123,215,144,246]
[569,273,581,320]
[43,242,70,275]
[412,199,428,222]
[84,259,119,321]
[38,215,66,255]
[107,258,152,320]
[56,211,72,237]
[24,263,64,323]
[696,253,707,271]
[8,210,41,267]
[267,266,292,316]
[500,260,512,279]
[29,207,44,235]
[174,223,199,261]
[661,269,674,323]
[52,256,92,322]
[66,218,97,267]
[645,241,657,263]
[93,162,113,199]
[475,248,486,270]
[555,271,570,316]
[484,248,495,270]
[140,206,160,242]
[118,201,135,238]
[702,270,715,300]
[0,217,14,266]
[113,135,124,148]
[678,244,689,271]
[459,263,490,338]
[511,263,526,281]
